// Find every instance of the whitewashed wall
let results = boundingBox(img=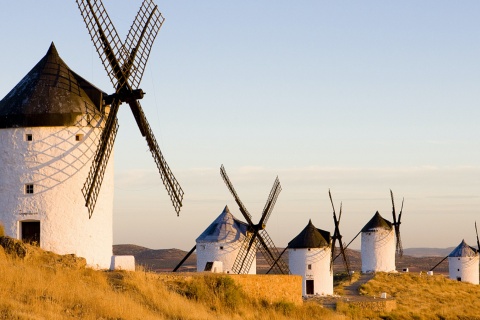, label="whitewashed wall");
[448,256,479,285]
[289,247,332,296]
[196,241,256,274]
[361,229,396,273]
[0,126,114,269]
